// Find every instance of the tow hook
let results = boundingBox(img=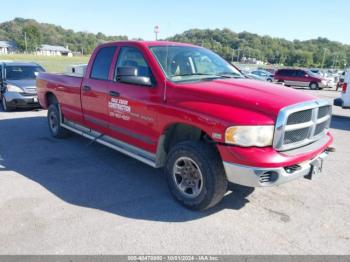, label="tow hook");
[326,147,336,153]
